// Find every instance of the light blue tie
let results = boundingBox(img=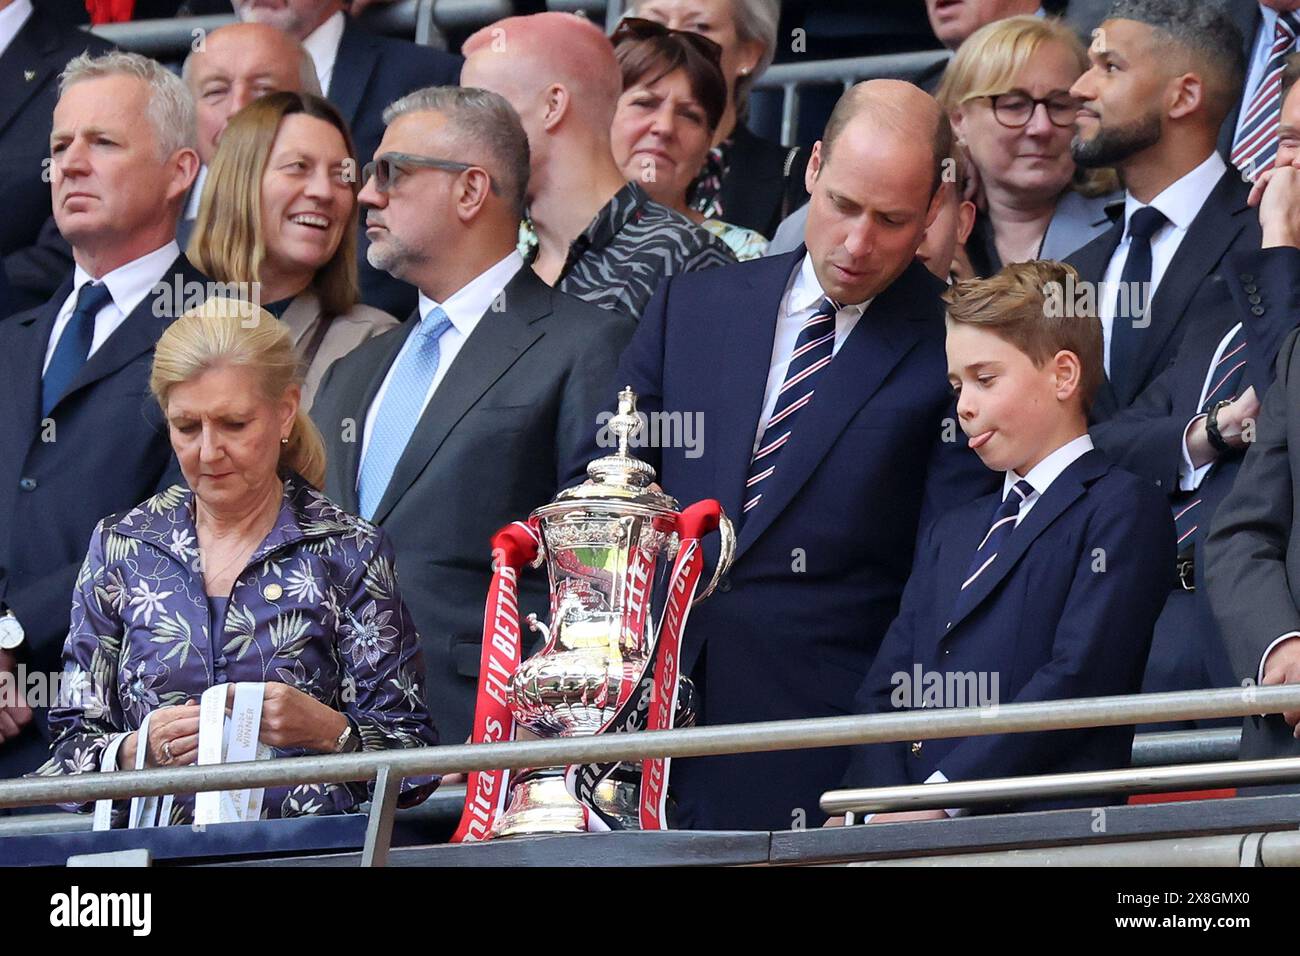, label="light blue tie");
[357,306,454,520]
